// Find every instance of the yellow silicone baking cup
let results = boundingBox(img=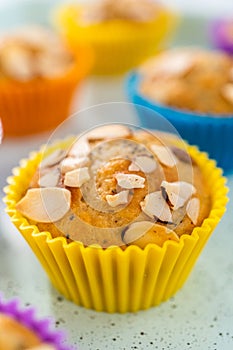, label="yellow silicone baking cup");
[54,5,177,75]
[4,140,228,313]
[0,49,92,137]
